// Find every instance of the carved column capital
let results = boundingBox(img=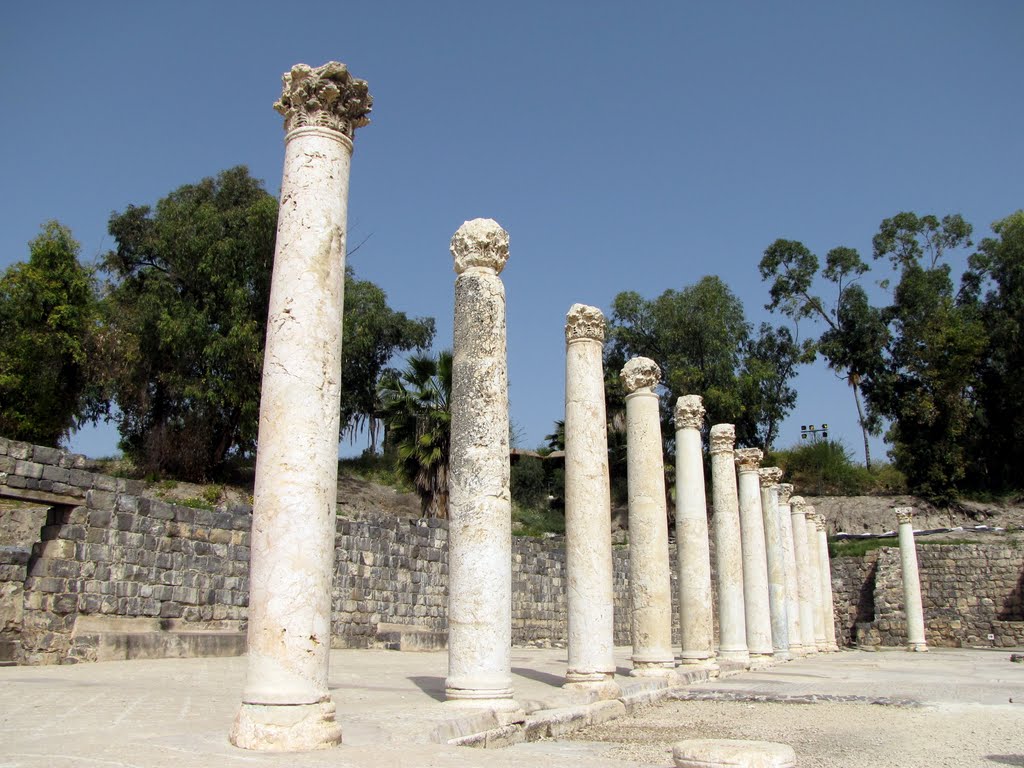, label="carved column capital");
[621,357,660,393]
[893,506,914,525]
[274,62,372,137]
[758,466,783,488]
[565,304,605,343]
[813,513,826,532]
[734,447,763,472]
[778,483,794,505]
[674,395,705,431]
[709,423,735,455]
[789,495,806,513]
[451,219,509,275]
